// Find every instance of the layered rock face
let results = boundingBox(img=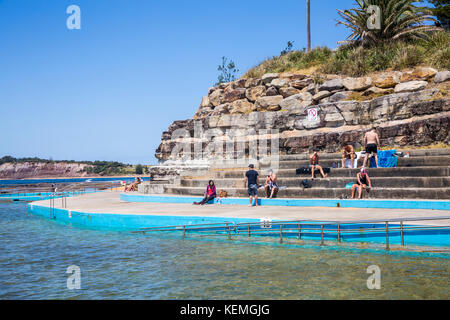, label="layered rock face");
[156,68,449,164]
[0,162,92,179]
